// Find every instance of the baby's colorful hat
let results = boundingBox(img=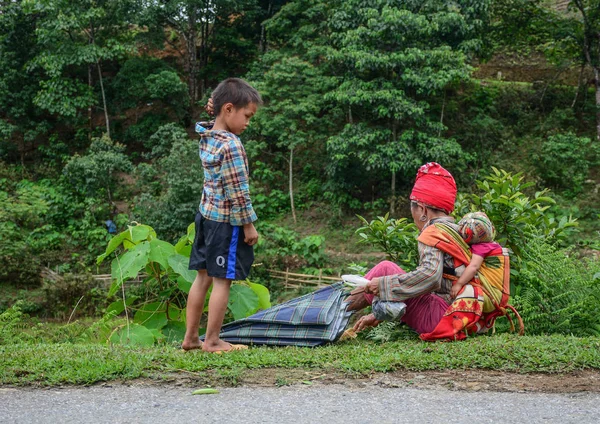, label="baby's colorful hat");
[458,212,496,244]
[409,162,457,214]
